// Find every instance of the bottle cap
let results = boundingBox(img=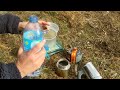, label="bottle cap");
[29,15,38,23]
